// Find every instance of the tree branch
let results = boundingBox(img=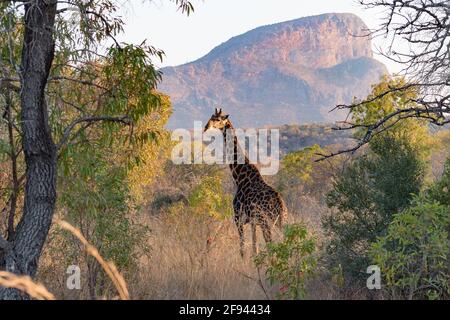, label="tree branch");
[56,115,131,151]
[317,104,449,161]
[321,0,450,161]
[0,77,20,93]
[48,76,107,91]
